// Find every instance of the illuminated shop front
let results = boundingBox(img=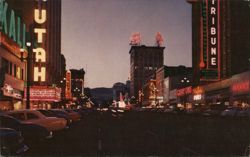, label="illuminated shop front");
[230,71,250,107]
[176,86,192,109]
[25,86,61,109]
[142,79,157,106]
[0,0,28,110]
[204,78,231,106]
[192,86,205,107]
